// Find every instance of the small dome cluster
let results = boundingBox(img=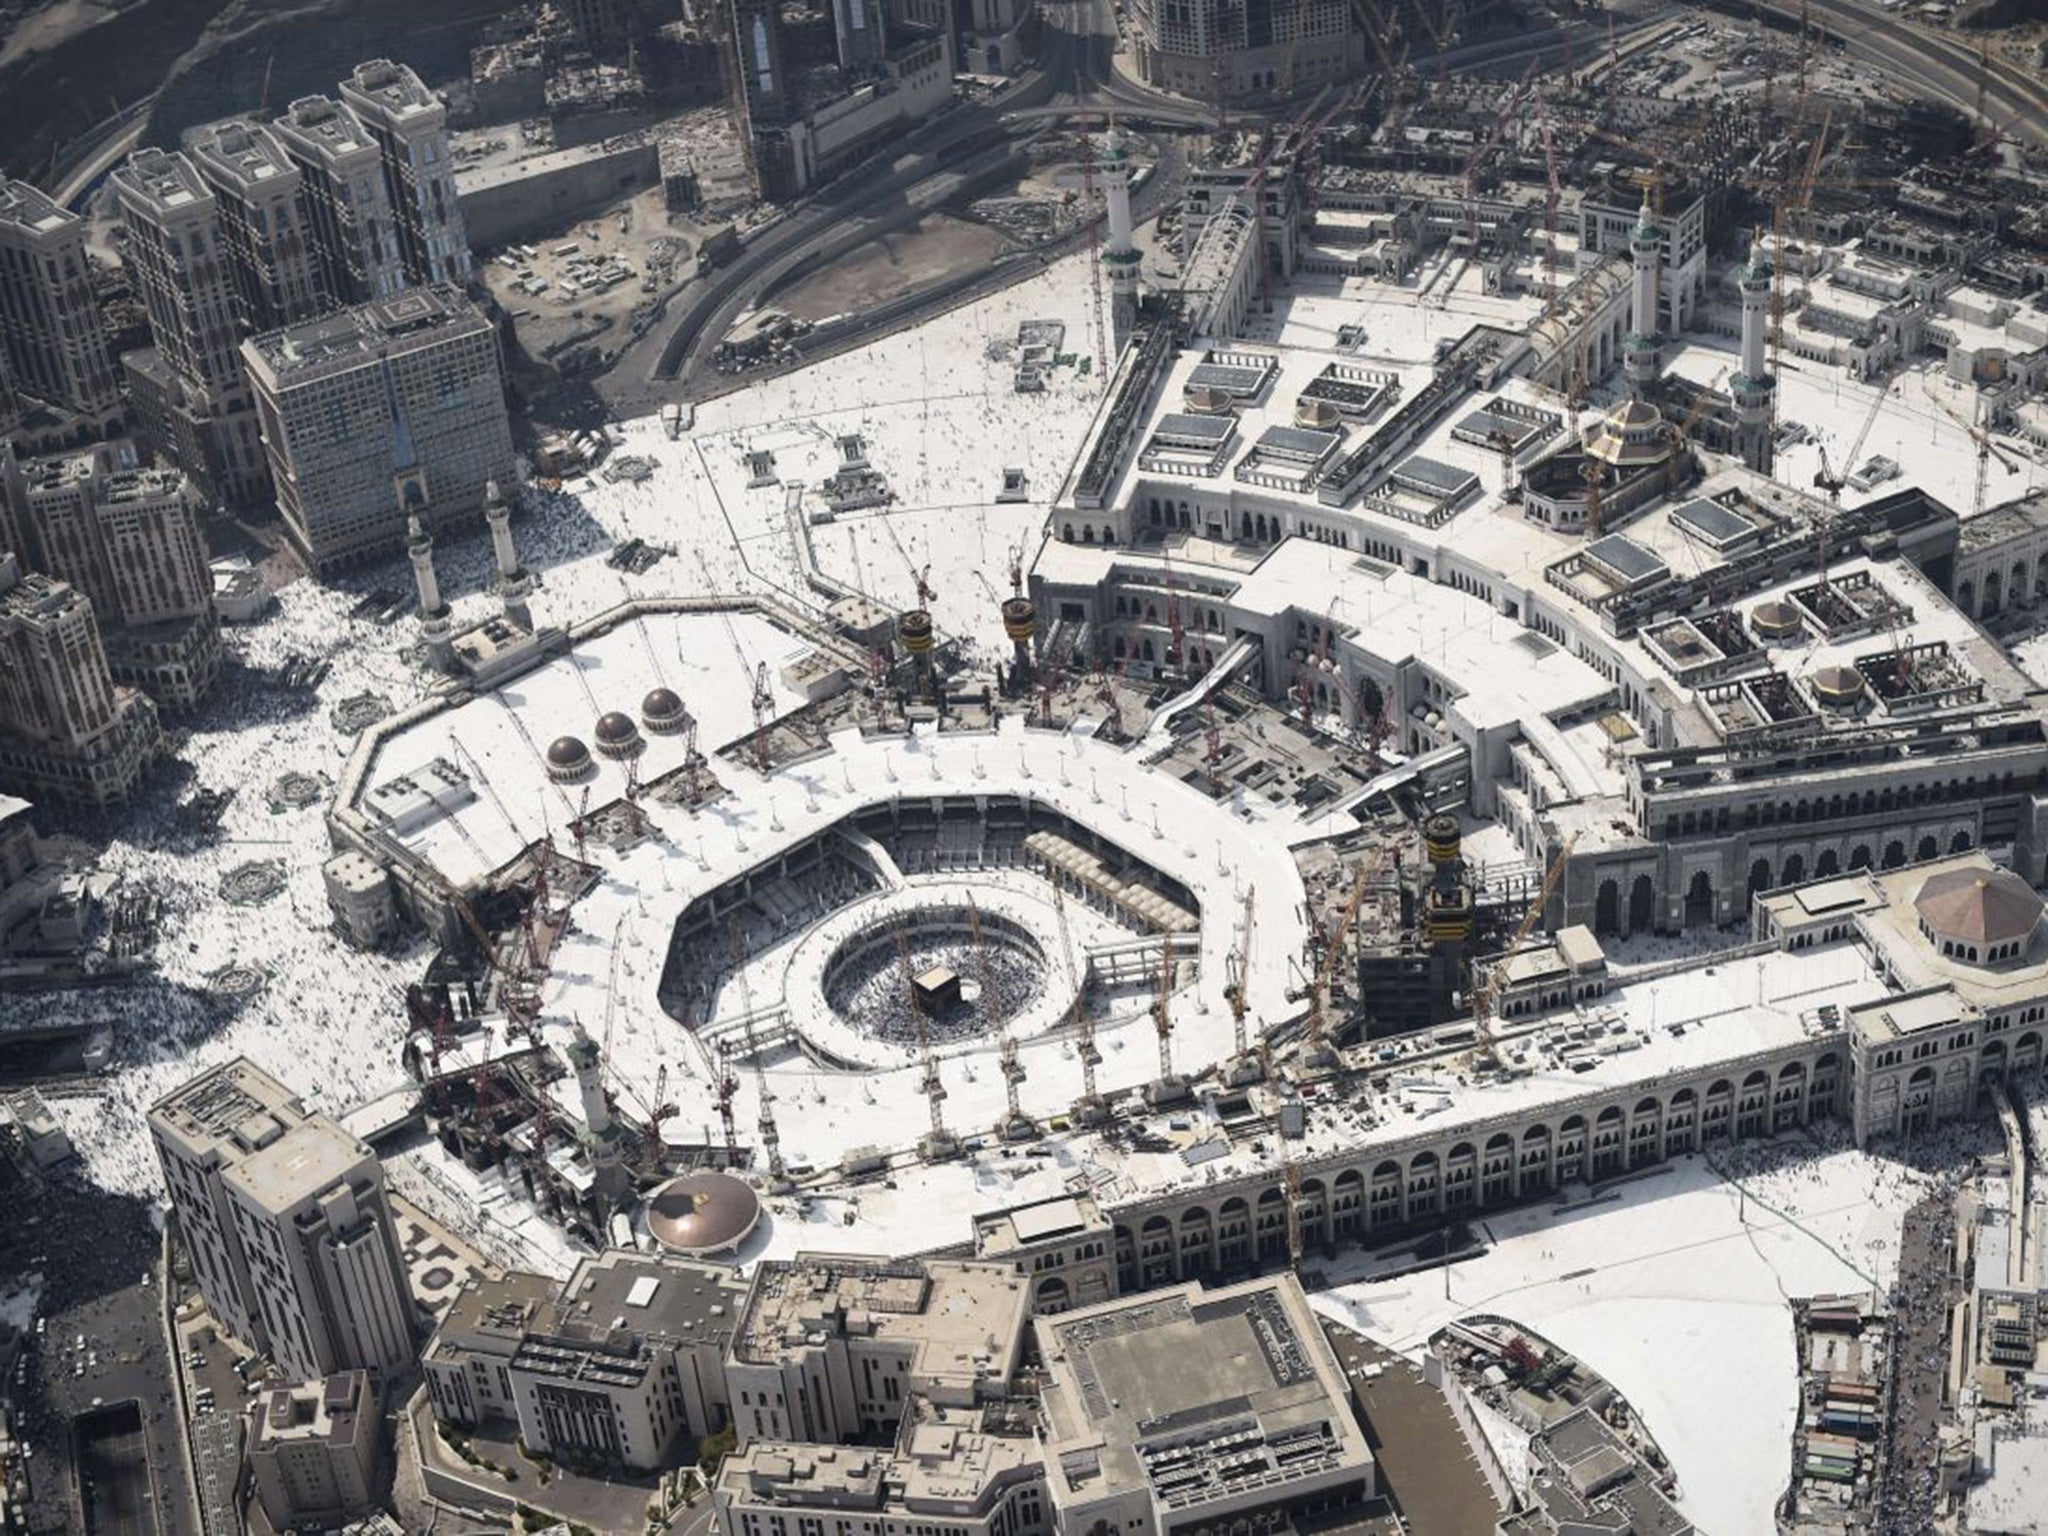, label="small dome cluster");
[641,687,688,735]
[594,710,643,759]
[546,735,592,782]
